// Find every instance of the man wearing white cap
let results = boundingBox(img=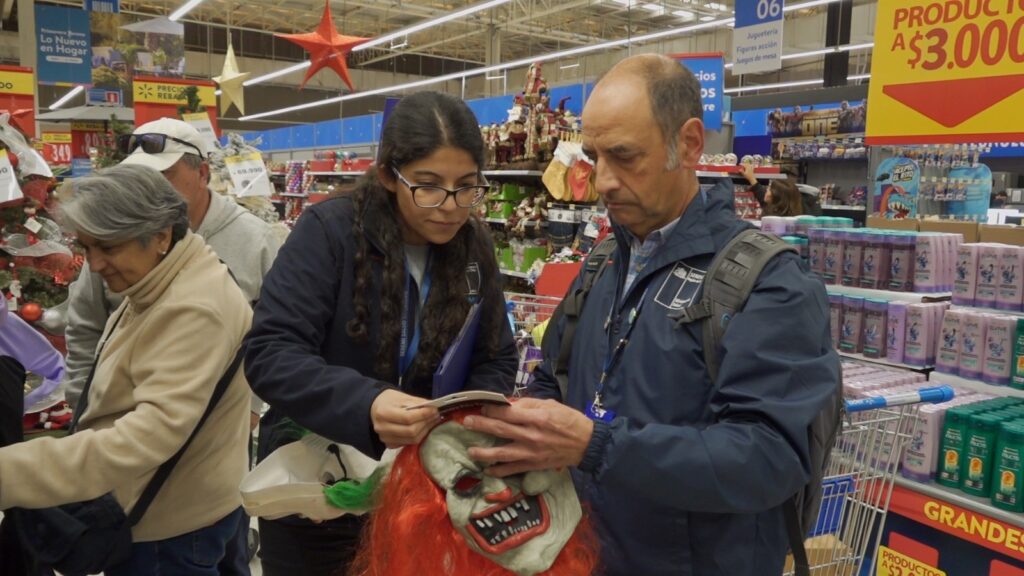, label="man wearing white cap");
[62,117,280,574]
